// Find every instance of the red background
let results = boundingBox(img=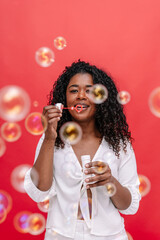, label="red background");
[0,0,160,239]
